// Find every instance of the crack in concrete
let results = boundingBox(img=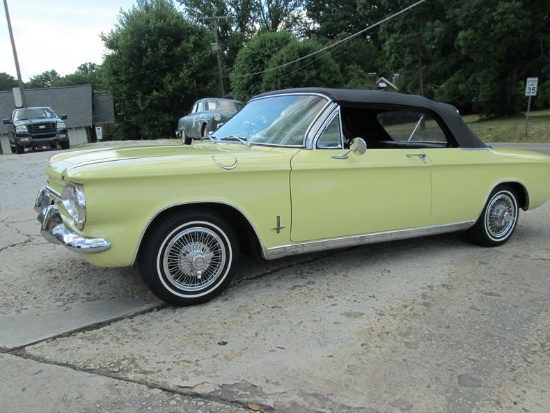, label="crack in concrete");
[0,218,51,253]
